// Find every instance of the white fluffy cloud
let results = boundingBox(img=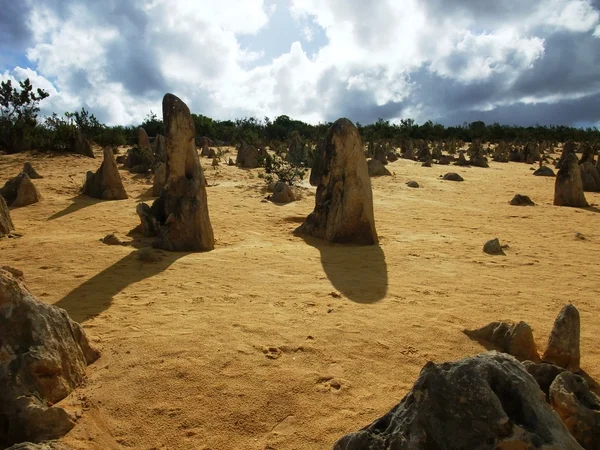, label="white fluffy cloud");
[1,0,600,126]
